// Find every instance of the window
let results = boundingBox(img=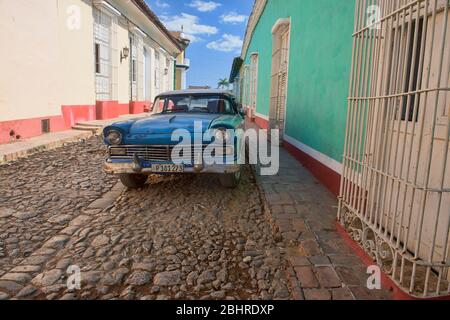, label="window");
[165,57,171,91]
[401,18,424,122]
[153,97,165,114]
[130,36,137,83]
[143,47,151,100]
[152,96,235,115]
[95,43,100,74]
[155,51,160,90]
[132,60,137,82]
[129,34,140,100]
[93,8,113,100]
